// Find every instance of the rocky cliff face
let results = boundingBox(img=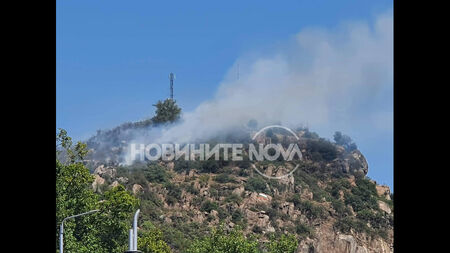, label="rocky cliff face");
[88,130,393,253]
